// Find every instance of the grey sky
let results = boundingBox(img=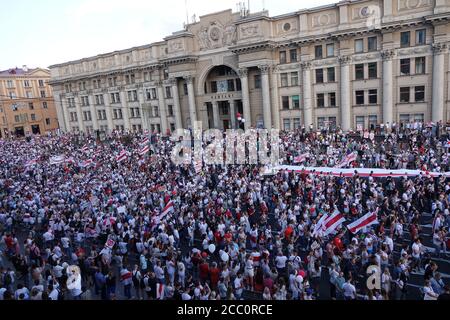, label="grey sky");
[0,0,337,70]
